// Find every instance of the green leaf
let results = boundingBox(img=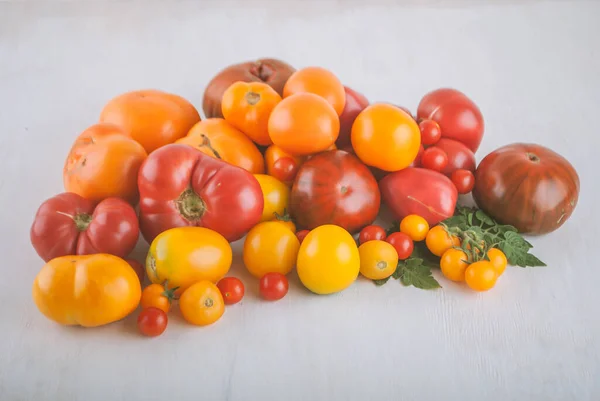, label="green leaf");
[467,212,474,226]
[495,224,517,234]
[391,263,403,279]
[385,221,399,236]
[373,277,391,286]
[399,263,441,290]
[523,253,547,267]
[503,231,532,250]
[442,215,468,228]
[475,210,495,226]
